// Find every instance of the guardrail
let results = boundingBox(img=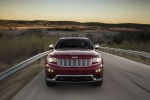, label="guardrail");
[99,47,150,58]
[0,51,50,80]
[1,47,149,80]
